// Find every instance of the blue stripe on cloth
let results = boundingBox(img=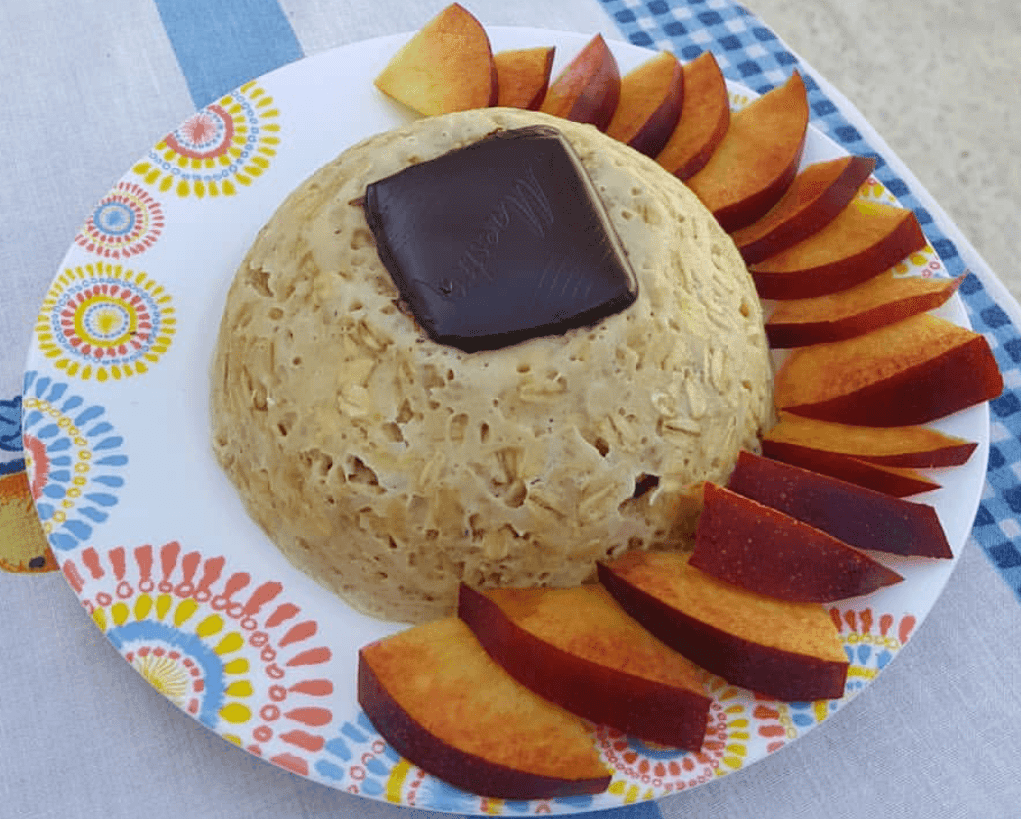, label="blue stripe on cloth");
[599,0,1021,604]
[152,0,304,109]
